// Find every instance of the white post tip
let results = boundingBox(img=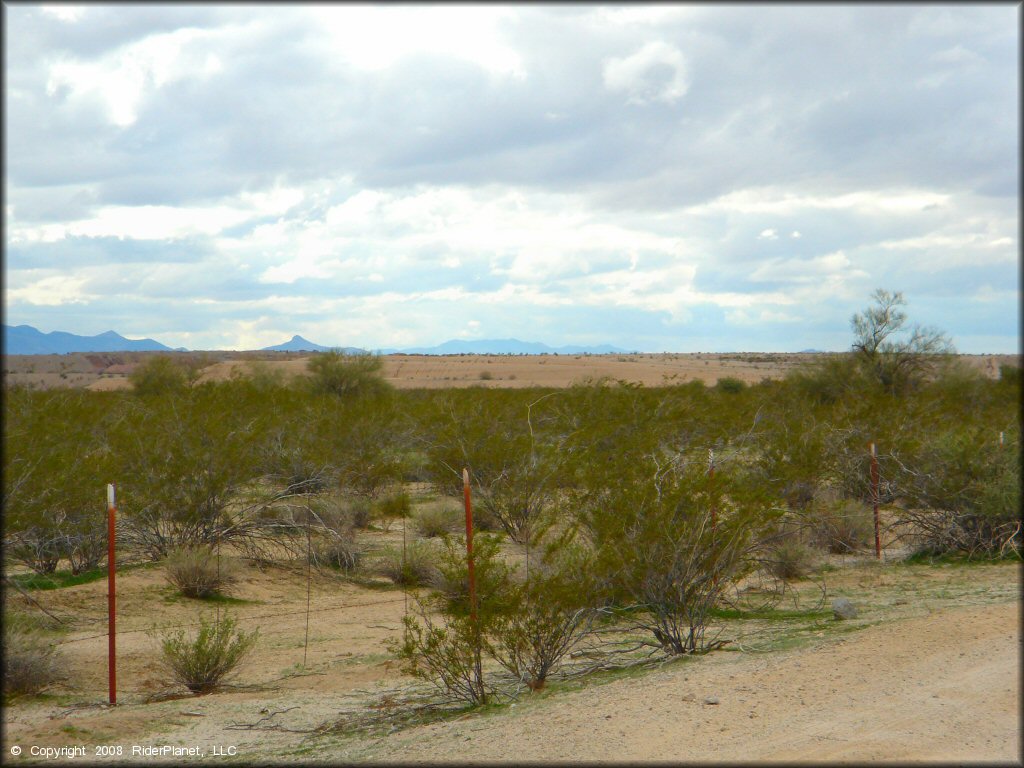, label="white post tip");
[107,484,116,507]
[870,442,876,456]
[462,468,470,487]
